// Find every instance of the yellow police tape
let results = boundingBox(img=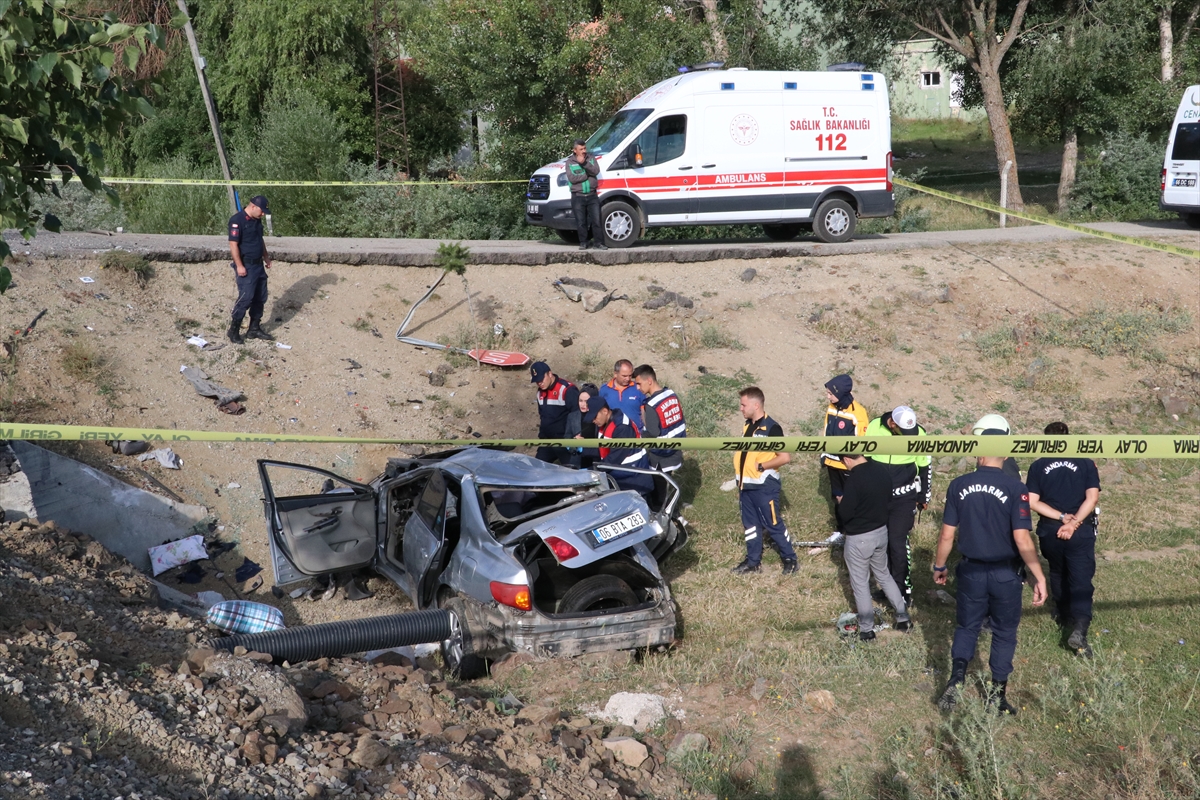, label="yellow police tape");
[894,177,1200,260]
[1,422,1197,459]
[99,177,528,188]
